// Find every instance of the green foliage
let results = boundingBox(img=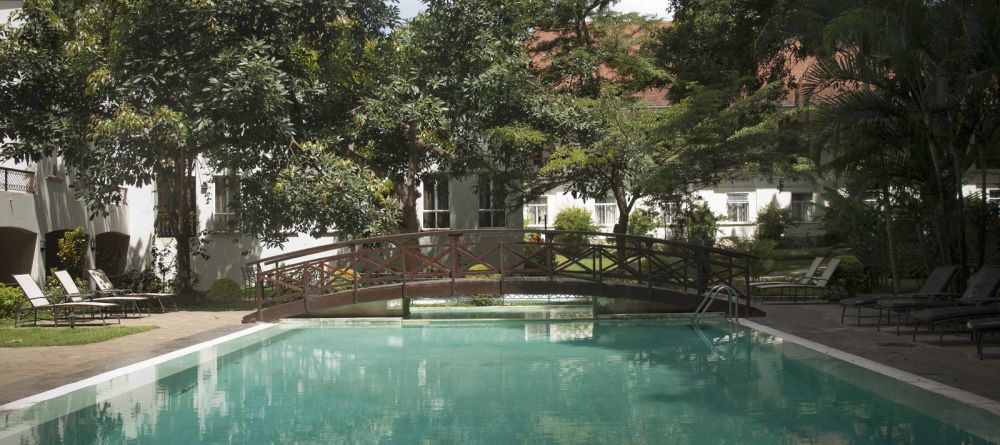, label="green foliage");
[756,202,797,241]
[120,268,165,293]
[57,228,88,279]
[627,207,659,237]
[723,237,777,278]
[820,190,885,272]
[554,207,598,232]
[468,263,501,280]
[669,201,722,245]
[470,294,504,306]
[0,283,24,319]
[0,0,400,293]
[553,207,597,254]
[206,278,242,303]
[803,0,1000,271]
[831,255,869,298]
